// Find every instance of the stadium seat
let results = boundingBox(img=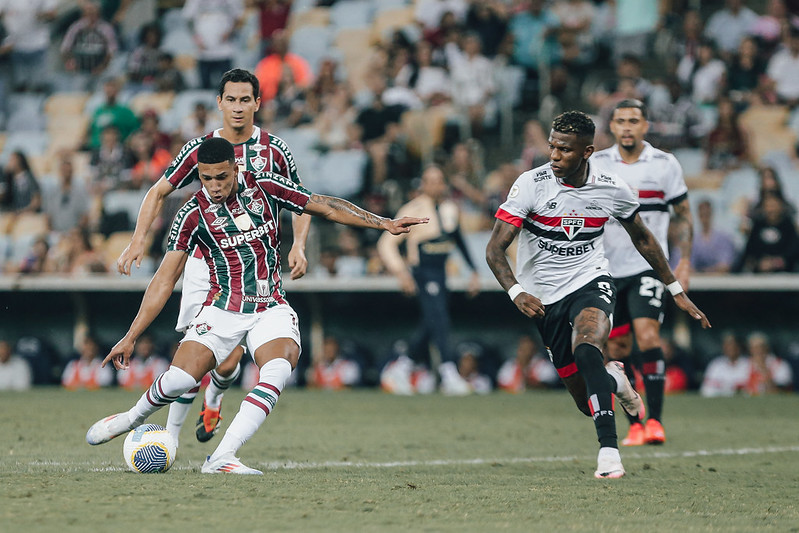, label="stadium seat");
[287,6,331,35]
[330,1,374,30]
[44,92,90,116]
[128,91,175,116]
[672,147,706,179]
[371,7,415,43]
[314,149,367,198]
[289,26,336,73]
[46,115,90,152]
[9,213,49,240]
[274,127,320,155]
[333,28,373,56]
[7,94,47,132]
[372,0,409,14]
[740,105,796,163]
[102,190,147,228]
[162,26,197,56]
[401,106,450,163]
[102,231,137,267]
[0,131,51,160]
